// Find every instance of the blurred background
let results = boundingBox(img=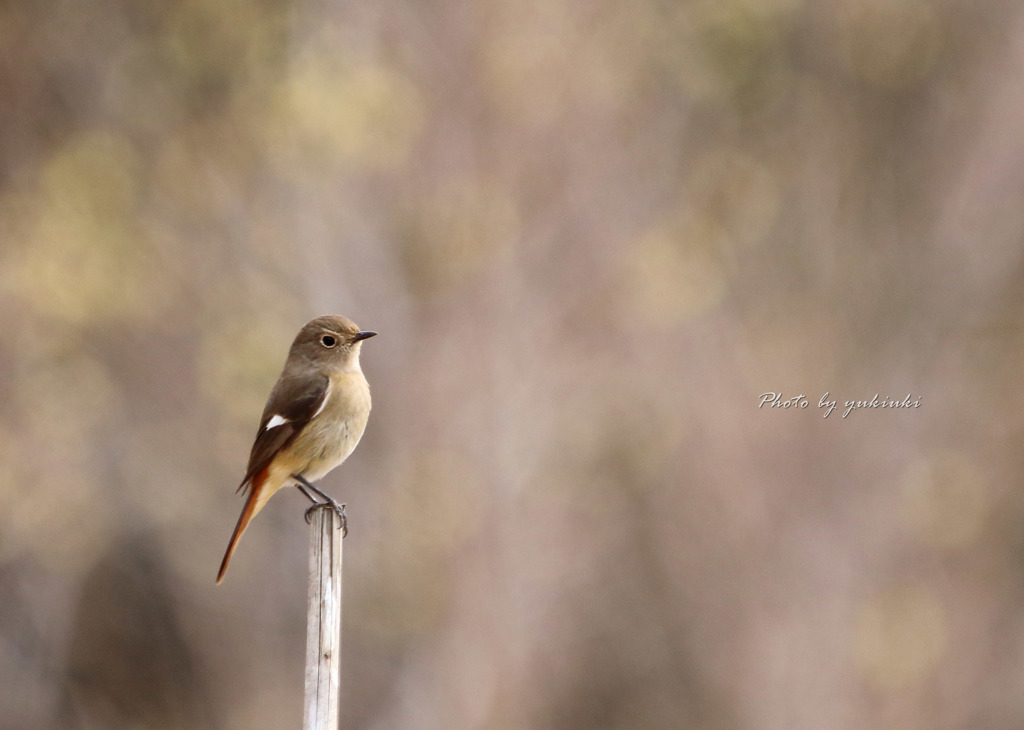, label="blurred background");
[1,0,1023,727]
